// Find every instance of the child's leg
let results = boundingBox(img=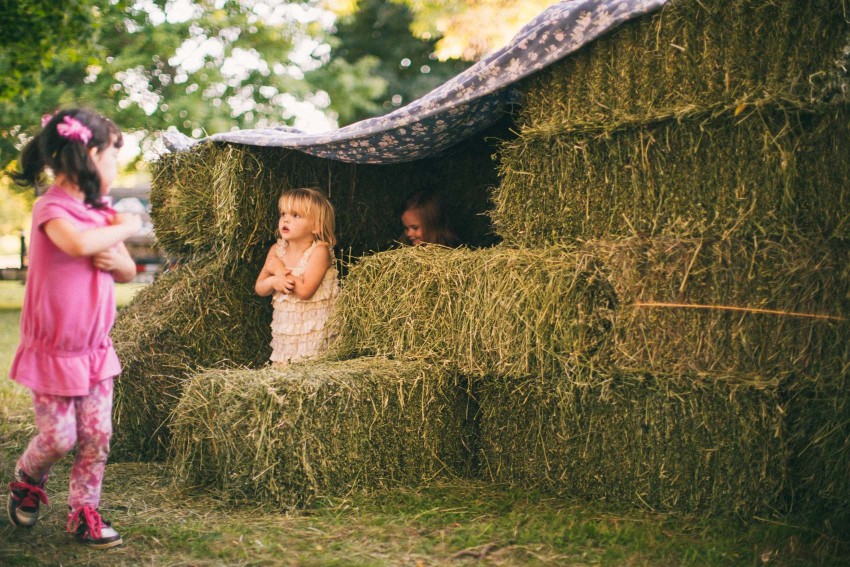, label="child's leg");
[17,391,78,481]
[67,379,113,510]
